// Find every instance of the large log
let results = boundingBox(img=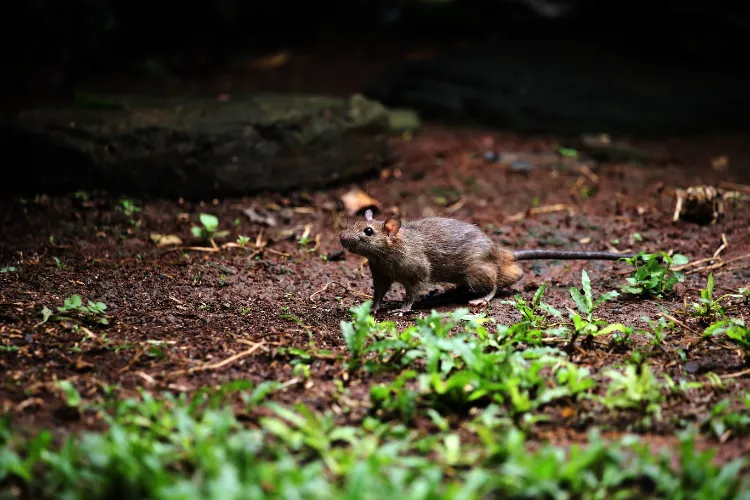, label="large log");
[0,93,393,199]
